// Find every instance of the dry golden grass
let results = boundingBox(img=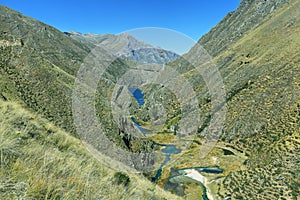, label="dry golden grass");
[0,100,181,200]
